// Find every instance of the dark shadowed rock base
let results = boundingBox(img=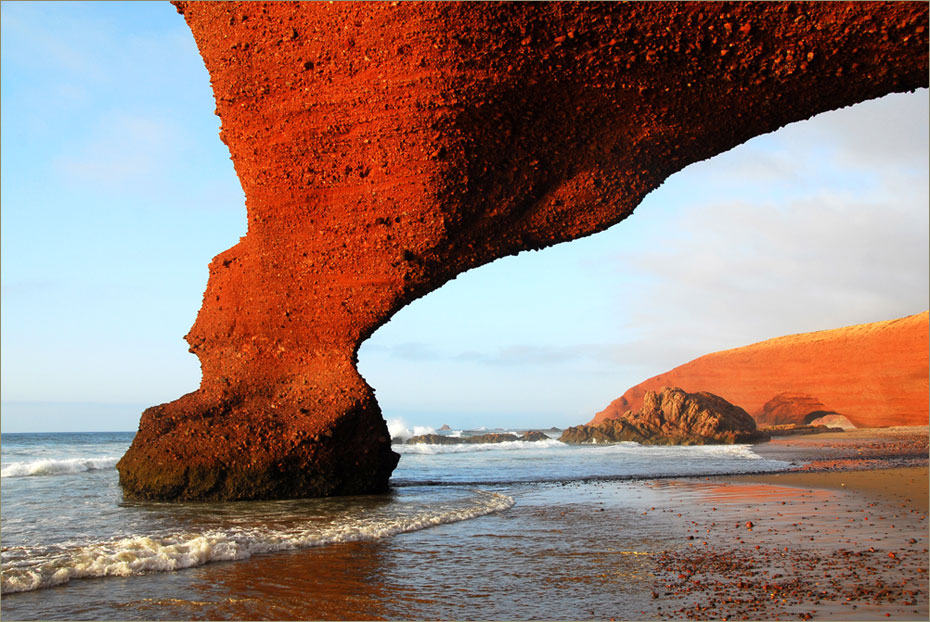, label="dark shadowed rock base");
[118,391,399,501]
